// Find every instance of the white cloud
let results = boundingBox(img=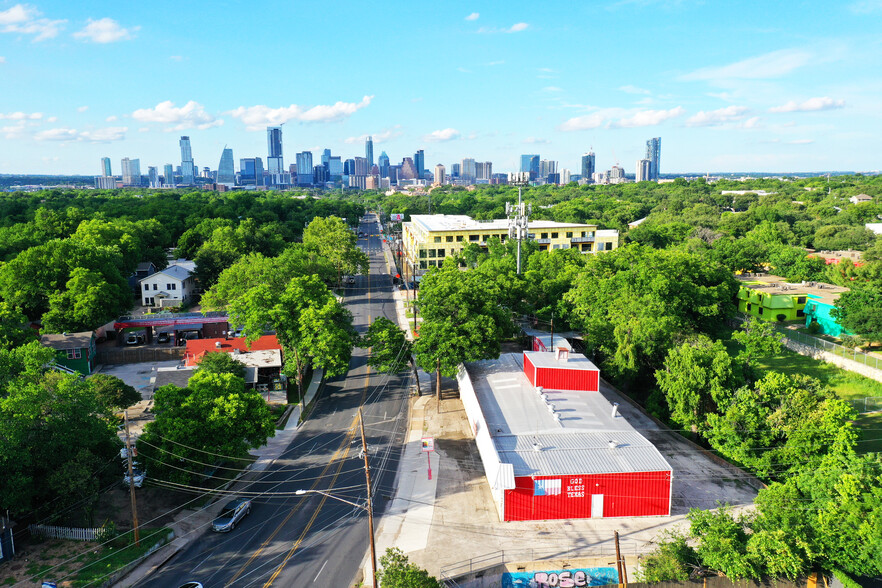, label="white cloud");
[523,137,550,144]
[558,112,607,131]
[46,116,56,122]
[486,60,505,66]
[465,12,479,20]
[227,95,373,130]
[138,127,149,133]
[105,115,118,122]
[457,67,473,73]
[850,0,882,12]
[2,123,26,139]
[680,49,813,82]
[169,55,183,61]
[132,100,223,130]
[619,84,651,95]
[741,116,761,129]
[477,22,529,33]
[613,106,685,127]
[0,56,5,64]
[34,126,127,142]
[686,105,749,126]
[0,111,42,120]
[344,125,403,144]
[0,4,65,41]
[542,86,564,92]
[73,18,138,43]
[424,128,461,142]
[769,96,845,113]
[77,105,89,113]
